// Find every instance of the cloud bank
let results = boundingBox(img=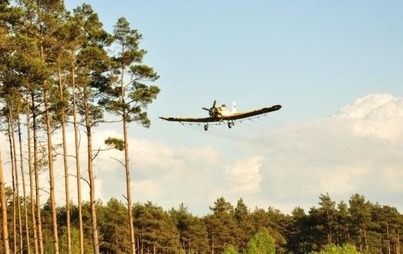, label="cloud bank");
[1,93,402,215]
[117,93,402,214]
